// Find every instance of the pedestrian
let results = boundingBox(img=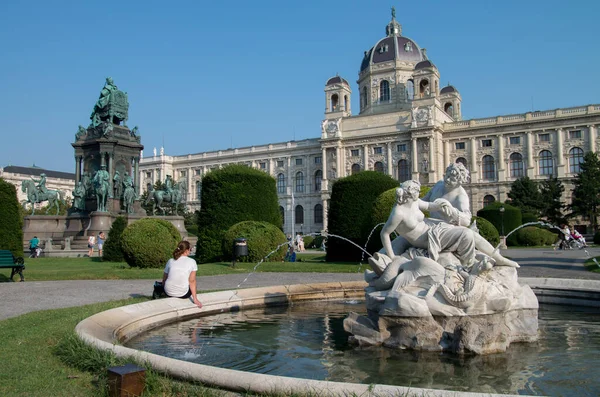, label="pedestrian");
[29,236,40,258]
[97,232,105,257]
[87,233,96,257]
[162,240,202,308]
